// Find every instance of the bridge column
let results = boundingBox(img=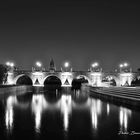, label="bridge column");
[119,73,133,86]
[60,72,73,87]
[6,72,15,85]
[90,72,103,87]
[31,72,45,86]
